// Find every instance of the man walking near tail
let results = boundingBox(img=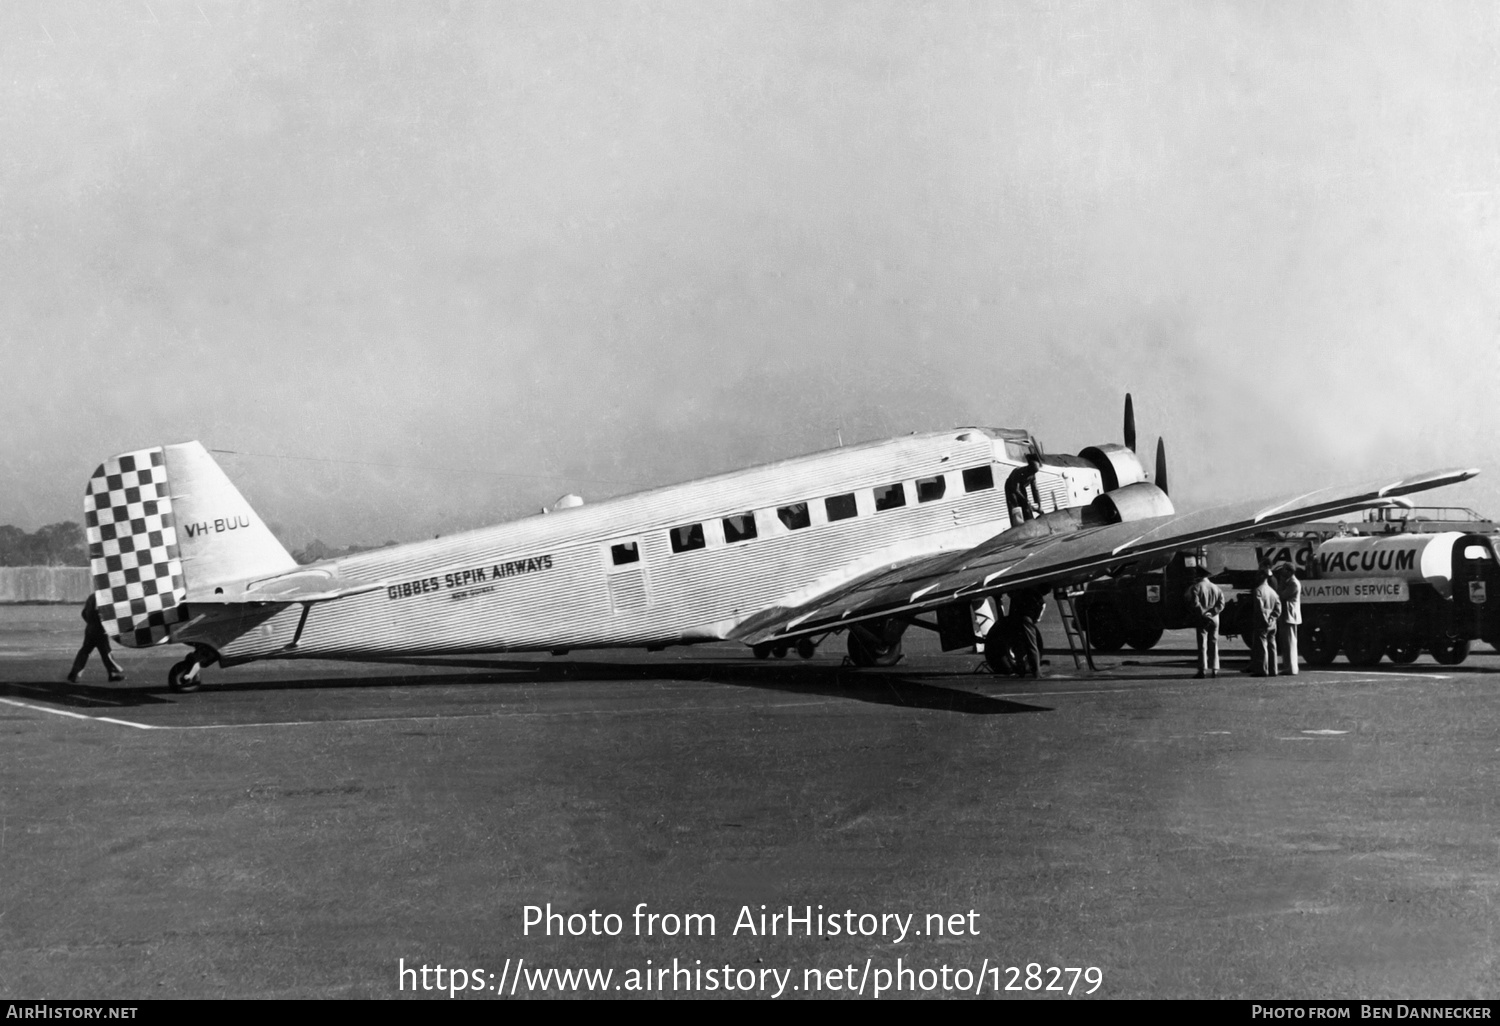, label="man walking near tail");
[67,593,125,684]
[1185,565,1226,679]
